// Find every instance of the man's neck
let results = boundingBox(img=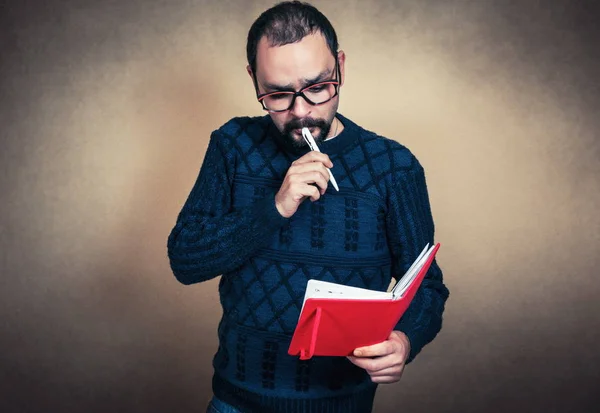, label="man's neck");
[325,116,344,141]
